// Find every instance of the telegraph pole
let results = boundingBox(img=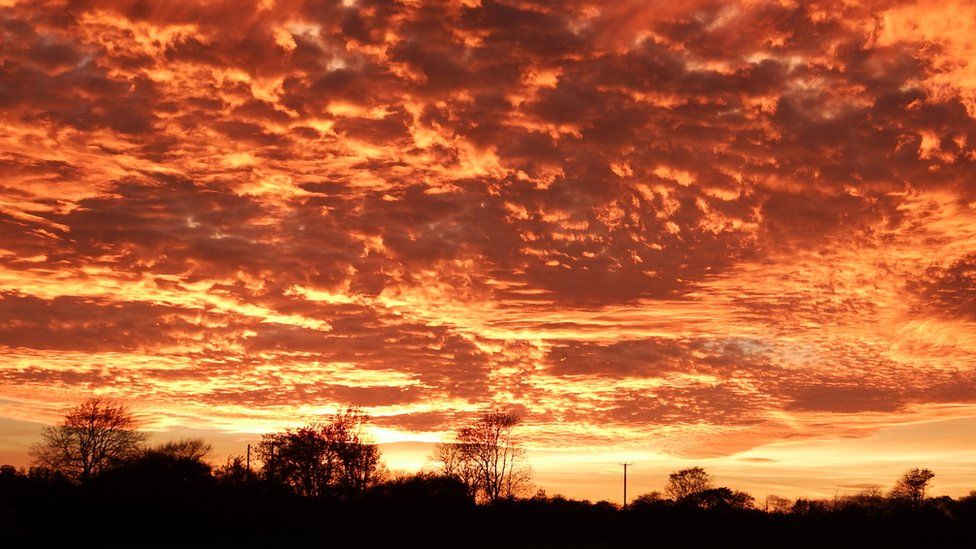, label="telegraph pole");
[246,444,251,480]
[619,463,633,510]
